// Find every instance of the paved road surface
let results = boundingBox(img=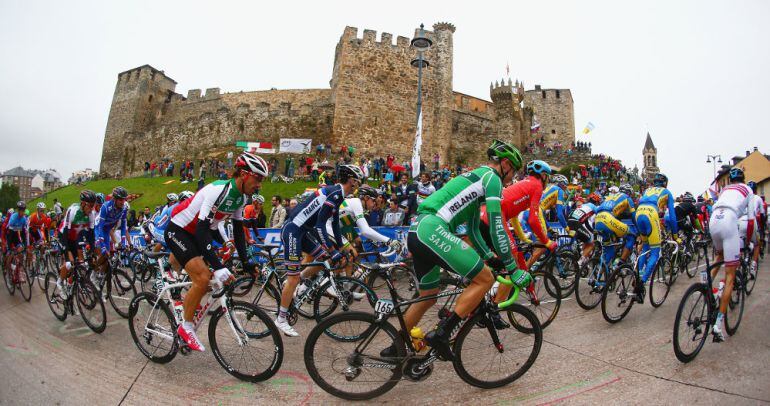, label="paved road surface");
[1,258,768,405]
